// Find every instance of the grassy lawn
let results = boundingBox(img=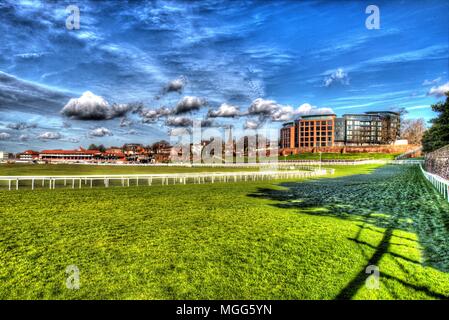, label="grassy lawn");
[0,163,259,176]
[279,152,400,161]
[1,164,449,299]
